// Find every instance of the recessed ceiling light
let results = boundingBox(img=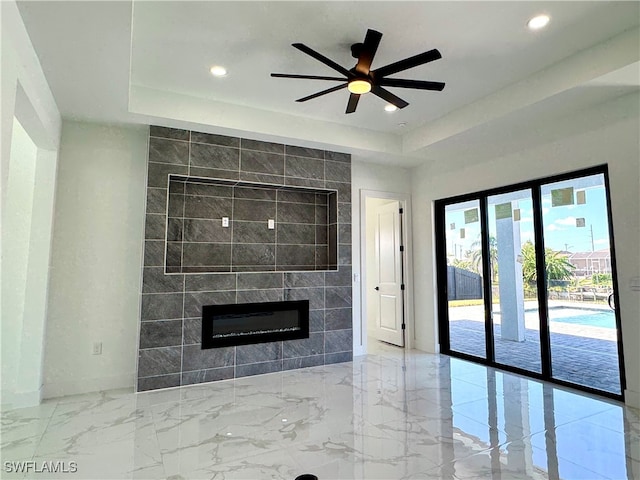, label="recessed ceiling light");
[210,65,227,77]
[527,14,550,30]
[384,104,398,112]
